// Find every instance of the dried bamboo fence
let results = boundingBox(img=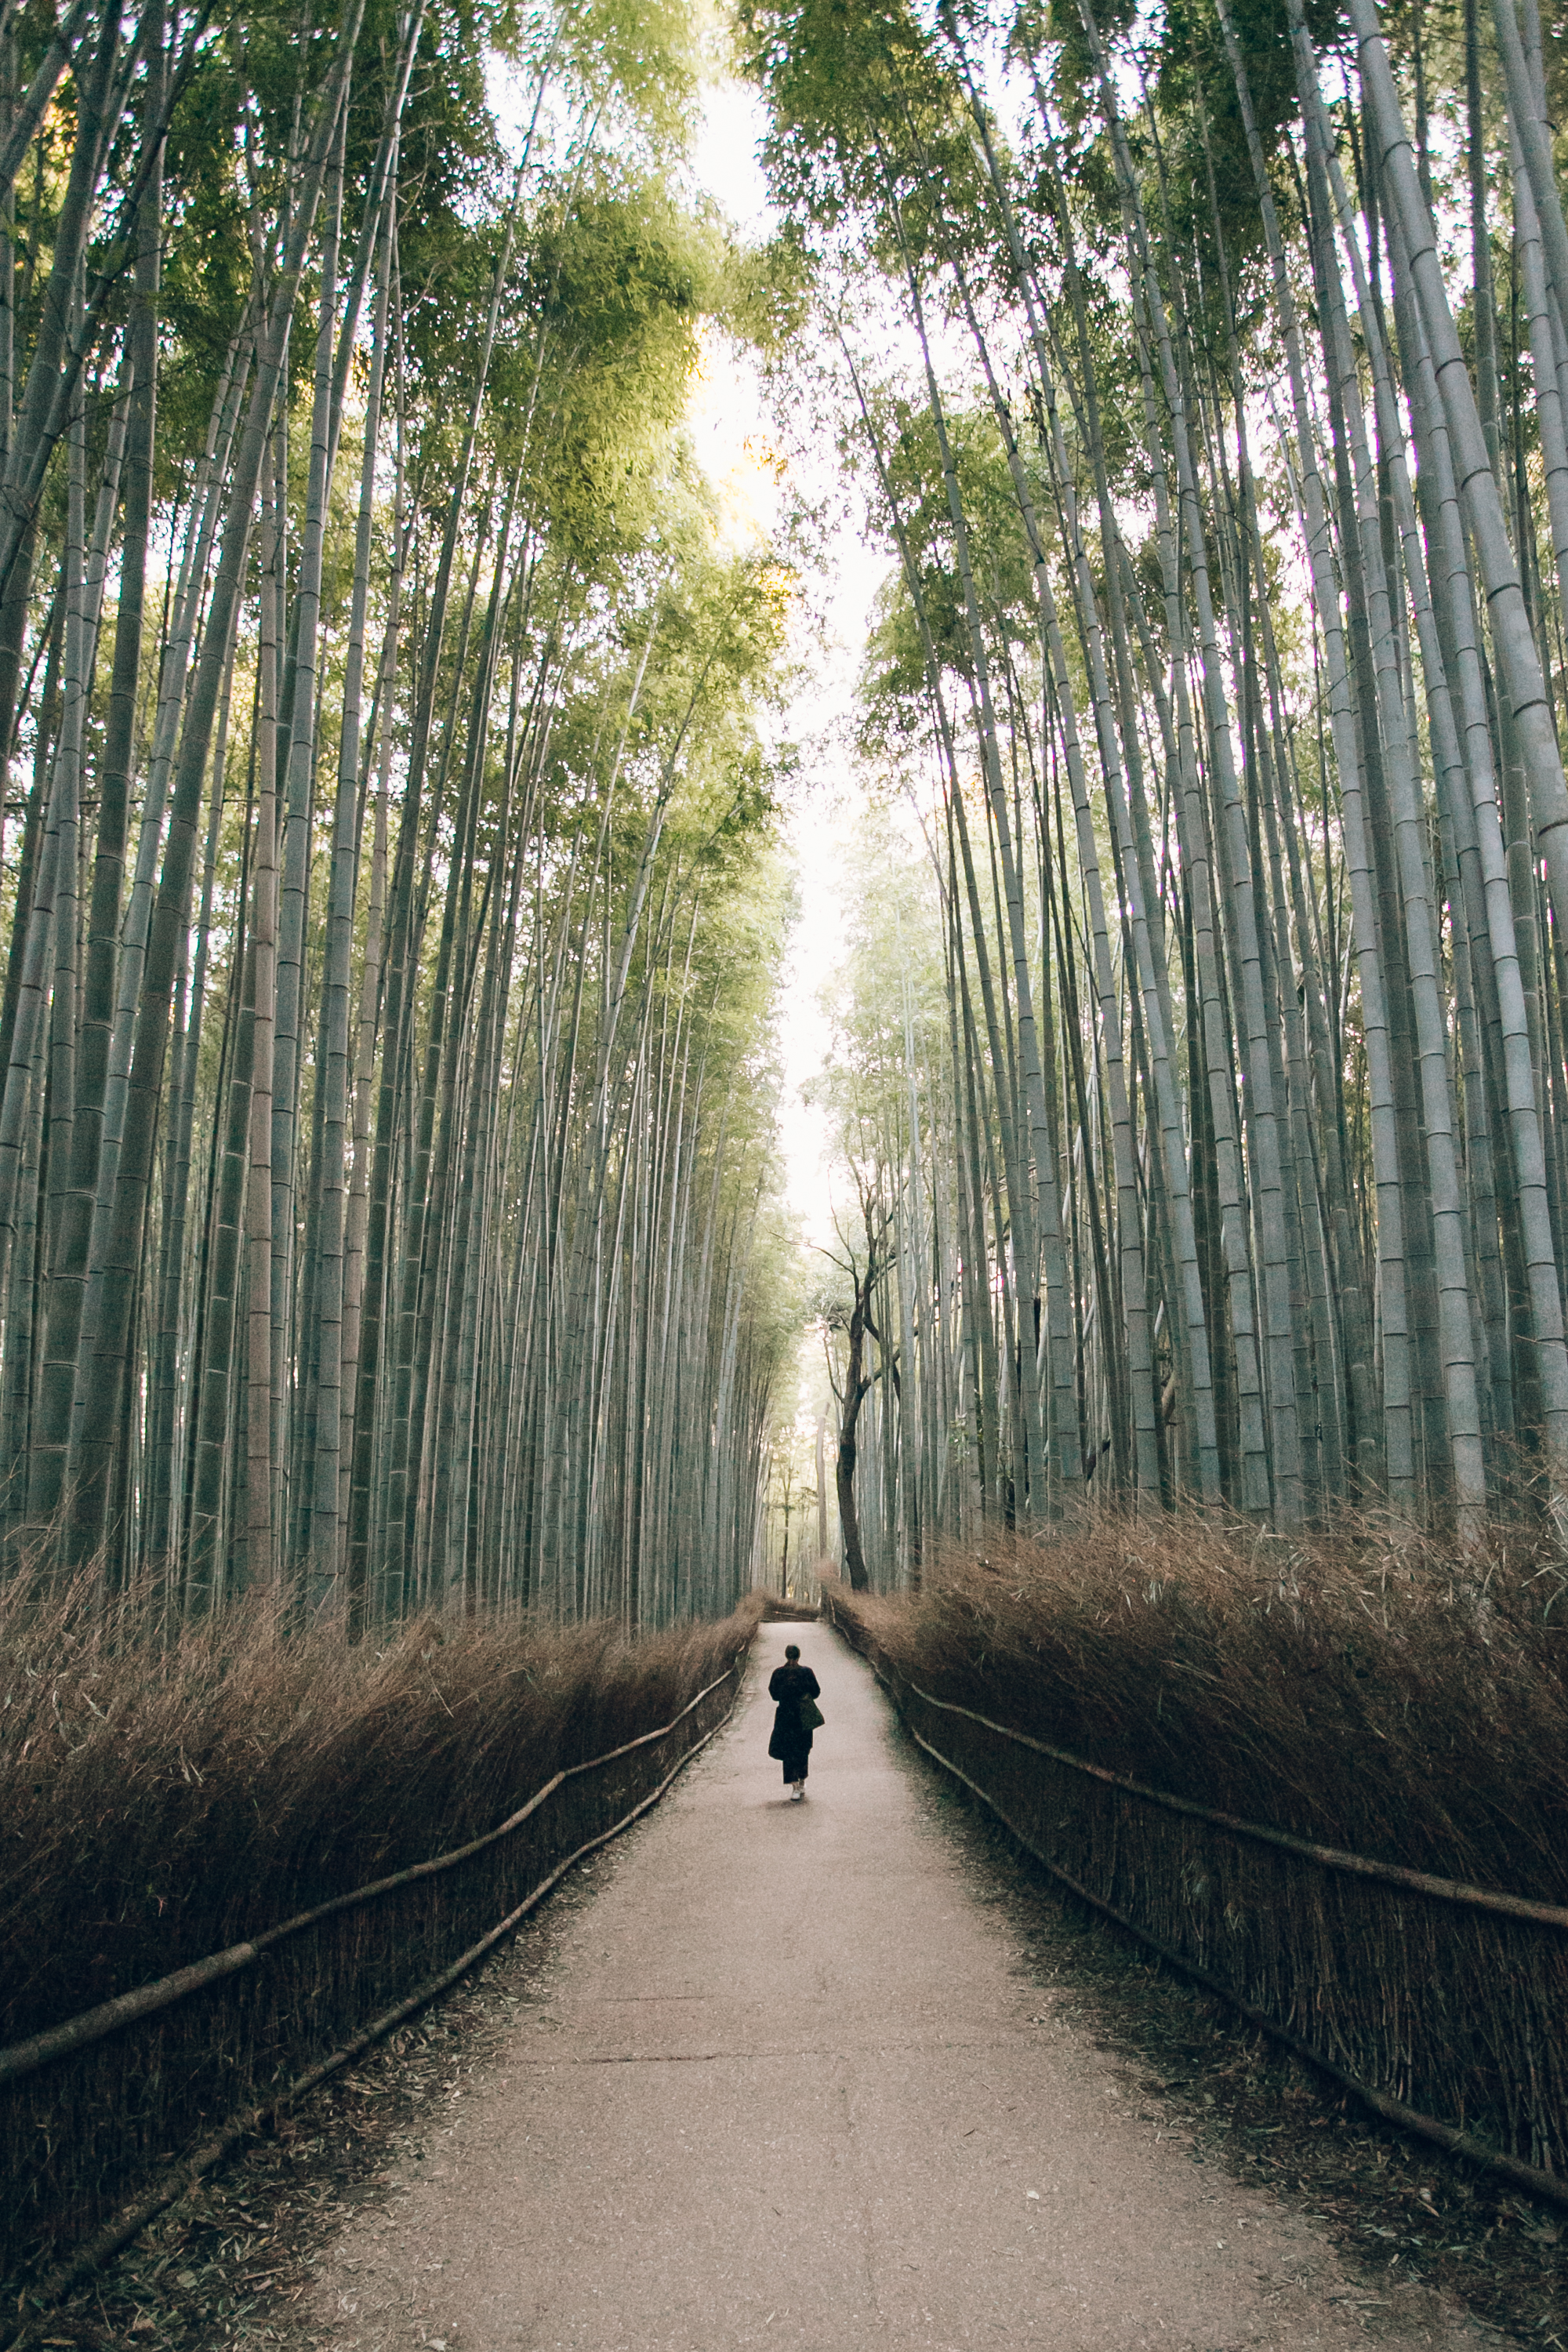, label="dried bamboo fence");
[822,1596,1568,2212]
[0,1659,744,2289]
